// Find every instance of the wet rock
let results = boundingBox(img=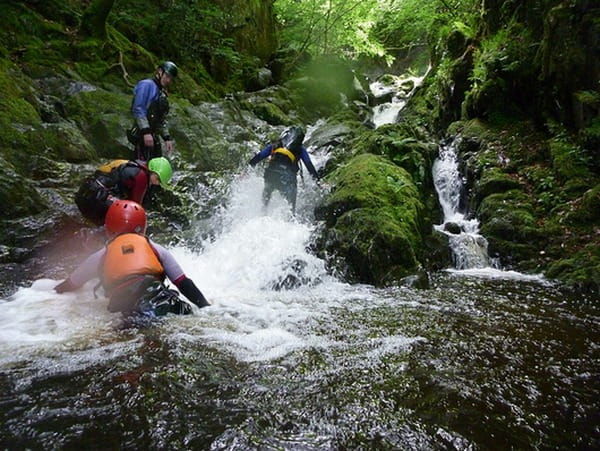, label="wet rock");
[269,258,320,290]
[305,122,353,150]
[444,222,462,234]
[247,67,273,91]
